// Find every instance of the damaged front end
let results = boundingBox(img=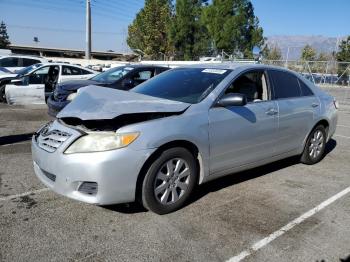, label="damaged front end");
[56,85,191,132]
[59,111,184,132]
